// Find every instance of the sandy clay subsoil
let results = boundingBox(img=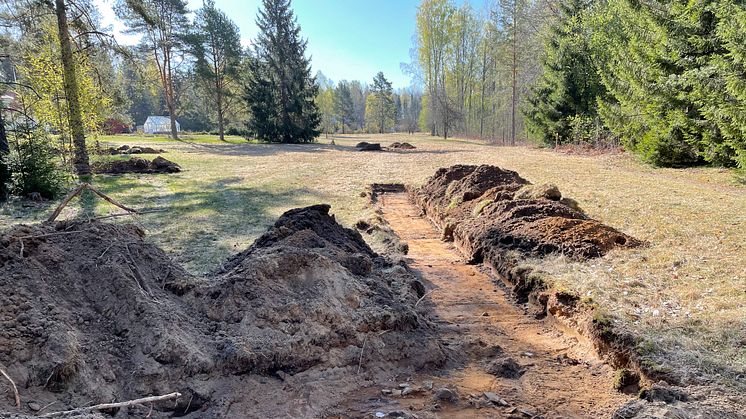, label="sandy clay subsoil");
[330,193,632,418]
